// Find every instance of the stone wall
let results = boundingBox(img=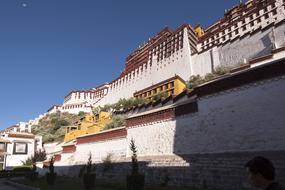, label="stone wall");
[74,137,127,163]
[52,65,285,189]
